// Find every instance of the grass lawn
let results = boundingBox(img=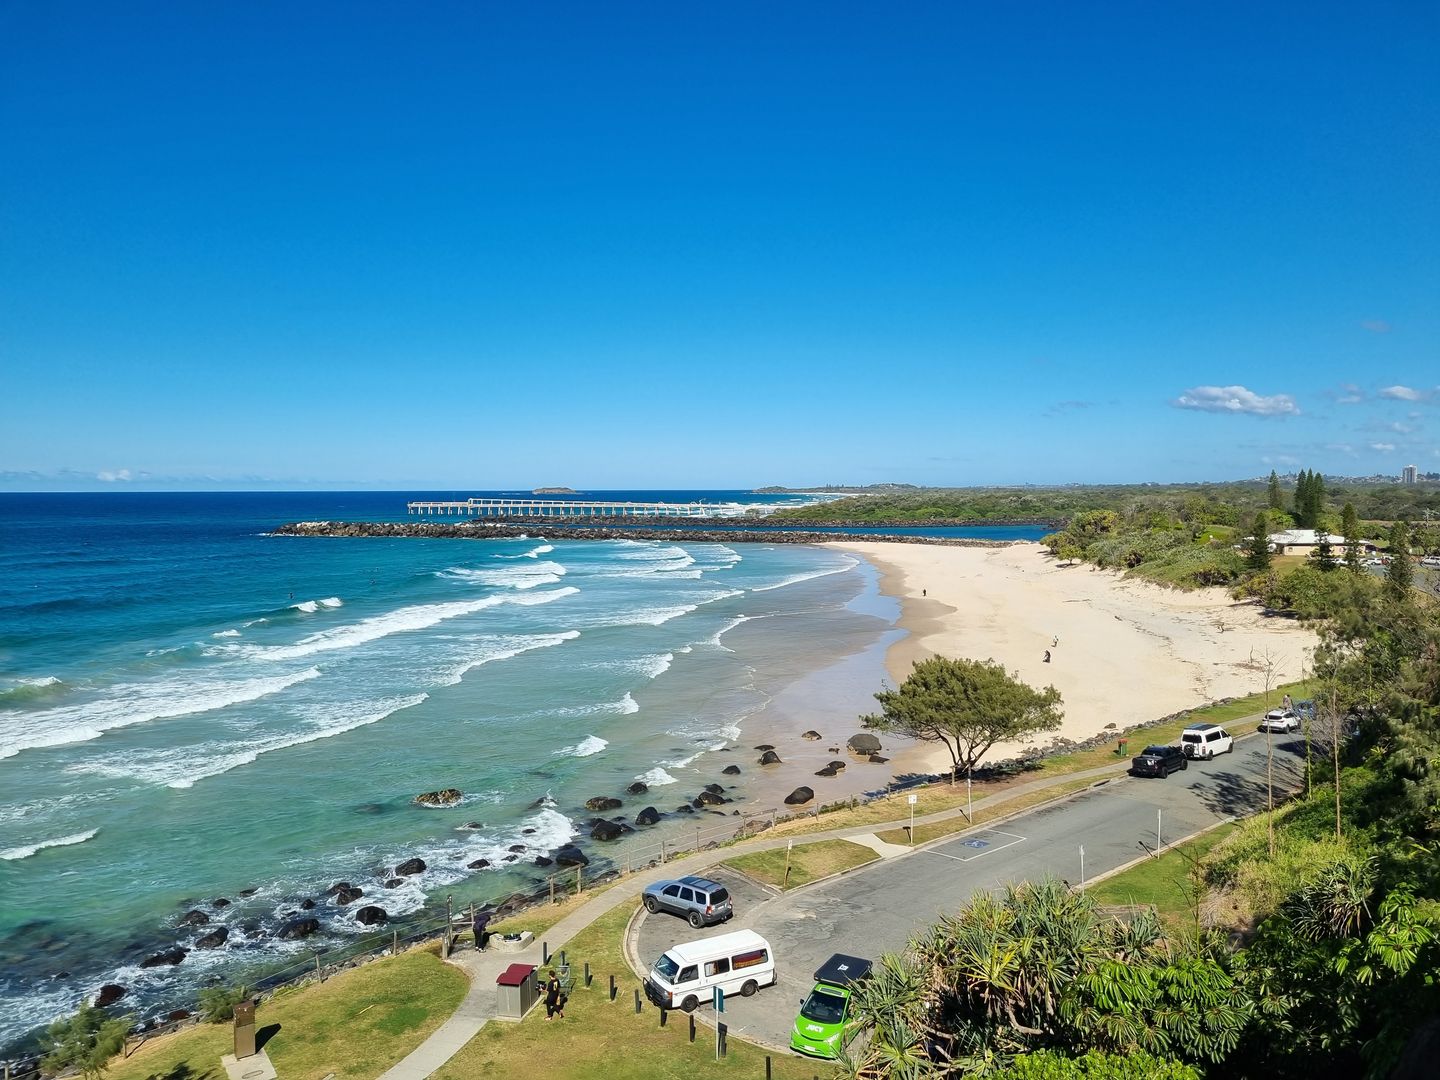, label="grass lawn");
[106,947,468,1080]
[486,881,618,939]
[430,903,818,1080]
[1087,823,1238,927]
[721,839,877,889]
[873,776,1099,846]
